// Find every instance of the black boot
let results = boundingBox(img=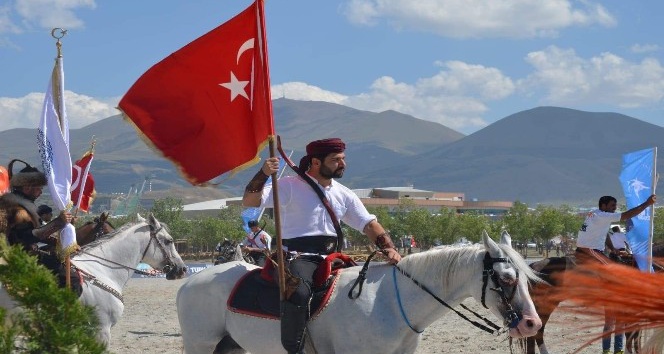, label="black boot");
[281,301,308,354]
